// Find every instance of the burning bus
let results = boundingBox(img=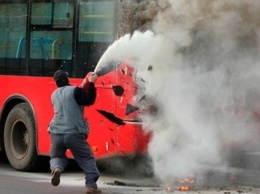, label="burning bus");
[1,0,260,182]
